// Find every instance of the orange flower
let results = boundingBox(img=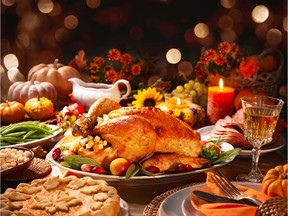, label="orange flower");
[104,69,118,83]
[120,53,132,64]
[239,56,260,78]
[107,49,121,61]
[131,64,141,75]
